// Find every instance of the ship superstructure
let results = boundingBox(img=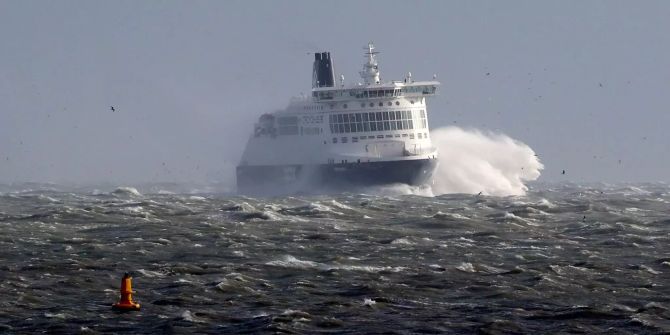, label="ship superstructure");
[237,43,439,194]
